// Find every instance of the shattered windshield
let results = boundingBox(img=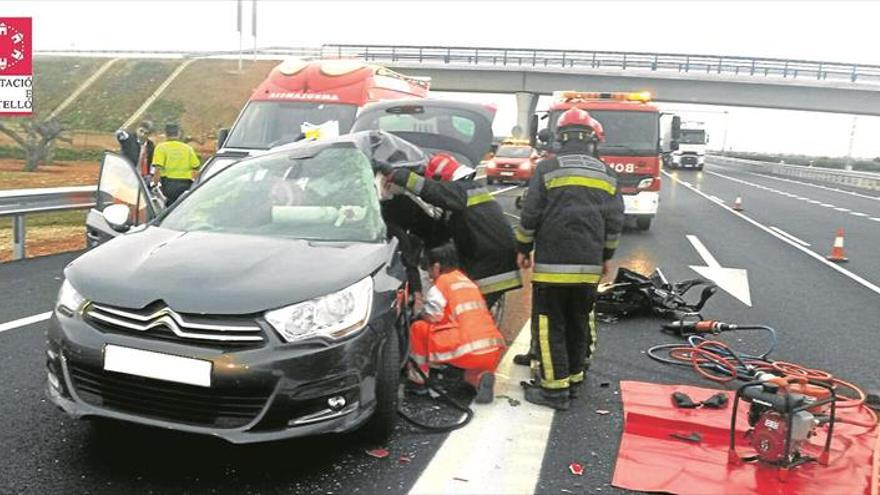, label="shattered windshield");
[161,146,385,242]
